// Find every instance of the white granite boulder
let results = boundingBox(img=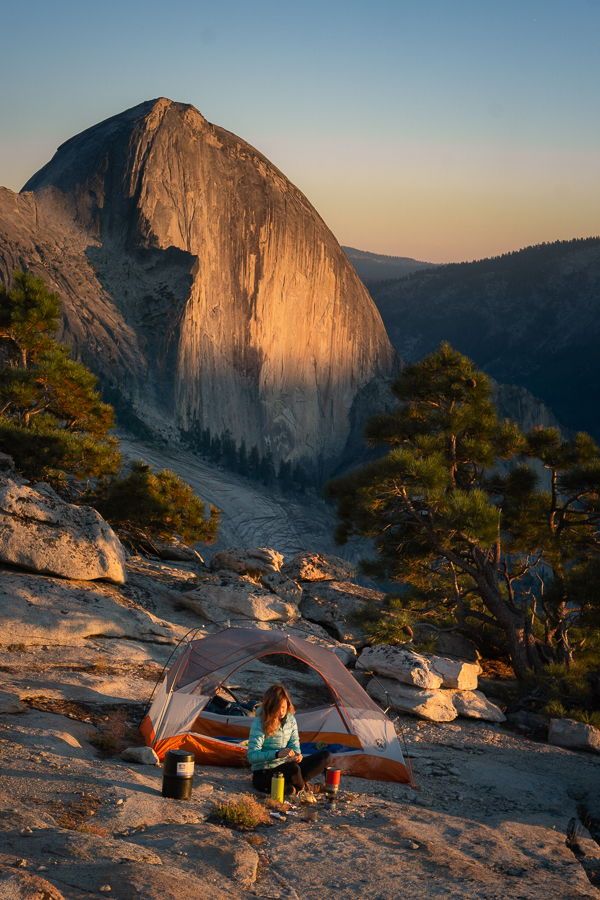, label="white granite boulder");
[425,654,481,690]
[181,583,299,623]
[548,718,600,754]
[0,474,126,584]
[356,645,443,689]
[283,552,355,583]
[210,547,284,577]
[261,572,303,605]
[300,580,384,644]
[450,690,506,723]
[366,677,458,722]
[121,746,160,765]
